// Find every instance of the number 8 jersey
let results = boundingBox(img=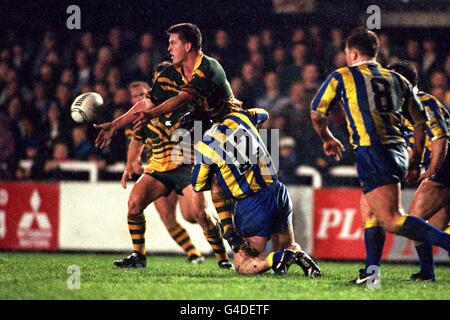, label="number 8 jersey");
[311,61,428,149]
[192,109,278,200]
